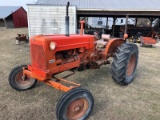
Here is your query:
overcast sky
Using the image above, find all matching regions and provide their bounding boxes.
[0,0,37,11]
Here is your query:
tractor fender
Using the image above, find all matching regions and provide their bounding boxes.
[105,38,125,55]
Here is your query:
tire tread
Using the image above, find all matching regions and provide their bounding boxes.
[111,43,138,85]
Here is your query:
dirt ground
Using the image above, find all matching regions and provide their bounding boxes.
[0,28,160,120]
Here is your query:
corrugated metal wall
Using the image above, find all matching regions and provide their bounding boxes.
[28,5,76,37]
[12,7,28,28]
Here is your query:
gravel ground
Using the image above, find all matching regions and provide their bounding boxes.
[0,28,160,120]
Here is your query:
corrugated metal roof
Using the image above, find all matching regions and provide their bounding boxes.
[34,0,160,11]
[0,6,21,19]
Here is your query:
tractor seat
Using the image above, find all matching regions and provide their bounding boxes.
[96,39,108,48]
[101,34,110,41]
[96,34,110,49]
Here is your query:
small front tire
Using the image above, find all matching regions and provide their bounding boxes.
[8,65,37,91]
[56,87,94,120]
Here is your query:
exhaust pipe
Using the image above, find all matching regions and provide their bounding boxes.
[65,2,70,36]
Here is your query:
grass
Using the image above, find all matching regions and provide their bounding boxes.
[0,27,160,120]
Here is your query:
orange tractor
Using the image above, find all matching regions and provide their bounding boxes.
[9,2,138,120]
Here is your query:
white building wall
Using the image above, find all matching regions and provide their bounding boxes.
[27,5,76,37]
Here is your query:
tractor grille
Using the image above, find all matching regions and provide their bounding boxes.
[31,44,47,70]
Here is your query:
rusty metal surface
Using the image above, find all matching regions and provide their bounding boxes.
[66,98,89,119]
[127,54,136,77]
[140,36,157,45]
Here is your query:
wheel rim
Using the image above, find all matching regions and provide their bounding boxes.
[127,54,136,77]
[15,71,35,89]
[66,98,89,120]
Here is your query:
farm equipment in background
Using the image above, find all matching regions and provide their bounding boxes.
[15,34,28,45]
[113,25,159,47]
[129,28,158,47]
[140,36,157,47]
[113,25,157,41]
[129,27,158,45]
[8,2,139,120]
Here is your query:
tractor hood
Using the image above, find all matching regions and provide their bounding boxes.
[30,34,95,51]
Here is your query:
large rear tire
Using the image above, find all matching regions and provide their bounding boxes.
[111,43,138,85]
[56,87,94,120]
[8,65,37,91]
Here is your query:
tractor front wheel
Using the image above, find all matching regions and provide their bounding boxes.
[111,43,138,85]
[56,87,94,120]
[8,65,37,91]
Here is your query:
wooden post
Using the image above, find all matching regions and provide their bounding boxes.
[76,16,80,34]
[125,15,129,34]
[3,18,7,28]
[112,17,117,37]
[150,18,153,27]
[106,17,108,29]
[148,18,156,27]
[135,16,138,27]
[77,16,80,29]
[158,18,160,29]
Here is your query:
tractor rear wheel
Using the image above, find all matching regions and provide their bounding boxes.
[111,43,138,85]
[56,87,94,120]
[8,65,37,91]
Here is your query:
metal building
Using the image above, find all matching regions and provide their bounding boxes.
[0,6,28,28]
[27,0,160,37]
[27,5,76,37]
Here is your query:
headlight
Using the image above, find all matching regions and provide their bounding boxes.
[50,42,56,50]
